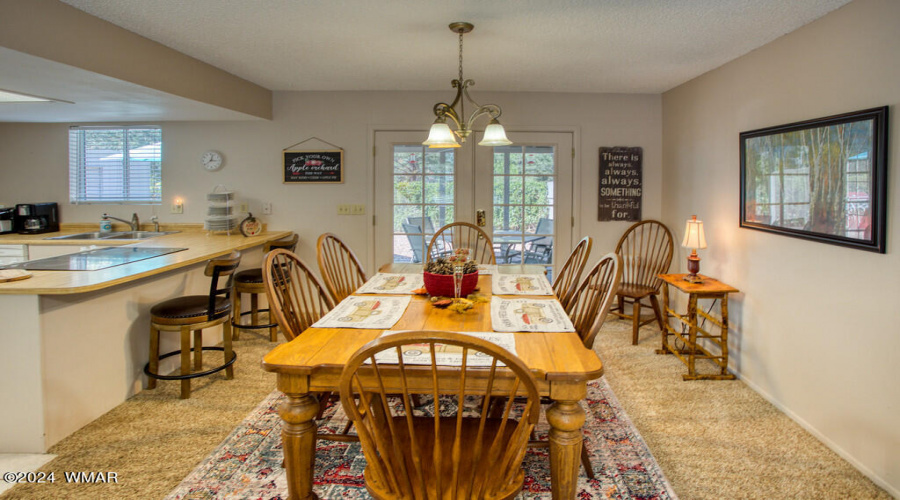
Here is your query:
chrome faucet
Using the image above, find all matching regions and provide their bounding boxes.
[103,213,140,231]
[150,216,159,232]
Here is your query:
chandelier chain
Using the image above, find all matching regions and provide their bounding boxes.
[458,30,464,82]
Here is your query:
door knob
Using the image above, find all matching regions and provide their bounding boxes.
[476,210,486,227]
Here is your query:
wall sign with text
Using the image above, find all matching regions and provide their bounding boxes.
[283,150,343,183]
[598,146,642,221]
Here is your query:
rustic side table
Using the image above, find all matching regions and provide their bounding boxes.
[657,274,739,380]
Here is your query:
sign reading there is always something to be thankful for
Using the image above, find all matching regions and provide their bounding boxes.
[283,150,343,183]
[598,146,642,221]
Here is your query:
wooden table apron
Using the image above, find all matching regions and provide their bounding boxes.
[263,265,604,500]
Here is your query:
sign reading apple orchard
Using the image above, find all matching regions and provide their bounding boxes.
[598,146,642,221]
[283,150,343,183]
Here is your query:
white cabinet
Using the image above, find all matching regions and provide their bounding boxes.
[0,245,27,266]
[26,245,98,261]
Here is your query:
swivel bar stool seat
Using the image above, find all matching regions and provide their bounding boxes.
[145,251,241,399]
[232,234,298,341]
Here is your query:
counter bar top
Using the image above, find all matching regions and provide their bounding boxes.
[0,228,291,295]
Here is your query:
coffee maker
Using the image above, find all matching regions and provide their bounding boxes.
[15,203,60,234]
[0,207,14,234]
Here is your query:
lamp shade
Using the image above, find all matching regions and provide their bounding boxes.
[423,122,461,148]
[478,119,513,146]
[681,215,707,249]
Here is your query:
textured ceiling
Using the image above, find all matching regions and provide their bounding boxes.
[59,0,851,94]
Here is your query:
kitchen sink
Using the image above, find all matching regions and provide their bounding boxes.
[100,231,180,239]
[45,230,180,240]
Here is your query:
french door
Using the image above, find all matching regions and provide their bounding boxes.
[374,131,573,277]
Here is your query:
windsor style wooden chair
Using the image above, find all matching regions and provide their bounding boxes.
[317,232,368,303]
[339,330,541,500]
[611,220,674,345]
[528,252,621,478]
[263,248,357,433]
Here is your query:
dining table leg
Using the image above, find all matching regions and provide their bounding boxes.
[546,396,587,499]
[278,382,320,500]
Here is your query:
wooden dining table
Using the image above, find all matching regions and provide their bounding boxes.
[262,263,604,499]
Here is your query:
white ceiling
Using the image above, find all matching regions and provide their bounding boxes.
[1,0,852,122]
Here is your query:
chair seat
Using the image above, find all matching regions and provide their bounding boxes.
[234,267,263,284]
[616,282,659,299]
[366,415,523,500]
[151,296,231,324]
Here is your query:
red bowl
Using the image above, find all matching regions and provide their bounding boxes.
[423,271,479,297]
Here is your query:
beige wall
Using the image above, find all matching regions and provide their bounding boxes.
[662,0,899,494]
[0,90,661,271]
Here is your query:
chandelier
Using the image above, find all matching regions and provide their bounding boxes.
[423,22,512,148]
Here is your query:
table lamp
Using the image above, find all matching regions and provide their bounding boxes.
[682,215,706,283]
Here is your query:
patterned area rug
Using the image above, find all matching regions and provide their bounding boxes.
[167,378,676,499]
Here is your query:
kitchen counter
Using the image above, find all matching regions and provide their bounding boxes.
[0,225,292,453]
[0,227,291,294]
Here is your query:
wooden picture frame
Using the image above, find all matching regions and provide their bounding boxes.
[283,150,343,183]
[740,106,889,253]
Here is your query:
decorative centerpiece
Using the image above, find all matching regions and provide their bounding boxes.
[423,249,479,298]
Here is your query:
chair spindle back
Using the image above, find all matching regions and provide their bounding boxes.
[428,222,496,264]
[614,220,673,290]
[552,236,592,310]
[317,232,368,303]
[263,249,335,341]
[567,252,622,349]
[340,331,539,499]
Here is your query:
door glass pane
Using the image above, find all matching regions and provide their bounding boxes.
[490,146,556,268]
[425,150,455,174]
[392,145,455,263]
[394,176,422,203]
[493,146,523,174]
[493,176,523,205]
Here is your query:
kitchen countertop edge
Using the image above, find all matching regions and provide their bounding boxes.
[0,229,291,295]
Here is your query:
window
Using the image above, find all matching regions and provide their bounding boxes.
[69,126,162,204]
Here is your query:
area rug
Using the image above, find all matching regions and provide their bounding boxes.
[167,378,676,499]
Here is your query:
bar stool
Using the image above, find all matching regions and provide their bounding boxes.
[232,234,299,341]
[145,251,241,399]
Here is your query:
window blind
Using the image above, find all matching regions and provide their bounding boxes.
[68,126,162,204]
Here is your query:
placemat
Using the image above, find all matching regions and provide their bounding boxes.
[492,273,554,295]
[355,273,424,294]
[374,330,517,366]
[311,295,411,329]
[477,264,498,275]
[490,297,575,332]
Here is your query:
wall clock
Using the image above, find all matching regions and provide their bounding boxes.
[201,150,224,171]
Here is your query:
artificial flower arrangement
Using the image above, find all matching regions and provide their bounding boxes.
[419,248,485,312]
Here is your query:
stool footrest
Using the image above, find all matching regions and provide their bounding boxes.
[232,308,278,330]
[144,347,237,381]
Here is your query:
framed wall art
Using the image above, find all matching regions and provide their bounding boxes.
[598,146,642,221]
[283,150,343,183]
[740,106,888,253]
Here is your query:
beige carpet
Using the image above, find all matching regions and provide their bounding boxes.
[1,320,891,499]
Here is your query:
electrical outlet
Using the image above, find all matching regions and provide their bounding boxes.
[337,204,351,215]
[239,202,249,213]
[262,202,272,215]
[351,204,366,215]
[171,200,184,214]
